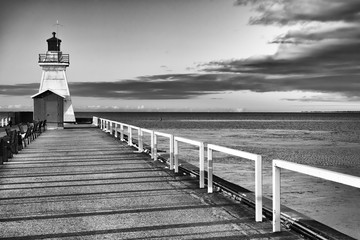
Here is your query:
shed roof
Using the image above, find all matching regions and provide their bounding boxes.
[31,89,66,99]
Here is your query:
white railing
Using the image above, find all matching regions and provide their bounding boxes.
[96,117,360,236]
[154,131,174,169]
[127,125,137,147]
[1,117,9,127]
[92,116,98,126]
[117,122,125,141]
[174,136,205,189]
[98,118,153,154]
[207,144,262,222]
[272,160,360,232]
[140,128,155,159]
[132,126,141,149]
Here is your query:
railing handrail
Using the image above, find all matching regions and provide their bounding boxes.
[128,125,140,130]
[174,136,203,147]
[207,144,260,161]
[274,160,360,188]
[140,128,153,134]
[207,143,262,222]
[272,159,360,232]
[154,131,172,138]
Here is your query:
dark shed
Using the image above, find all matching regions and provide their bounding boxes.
[32,90,65,129]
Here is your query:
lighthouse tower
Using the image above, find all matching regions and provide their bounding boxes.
[32,32,76,127]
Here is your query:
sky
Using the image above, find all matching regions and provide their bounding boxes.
[1,0,360,112]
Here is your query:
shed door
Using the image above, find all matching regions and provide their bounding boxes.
[46,100,58,122]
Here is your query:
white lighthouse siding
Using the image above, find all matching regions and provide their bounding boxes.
[38,56,76,122]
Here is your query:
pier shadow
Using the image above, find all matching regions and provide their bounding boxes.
[0,187,192,201]
[0,168,165,179]
[0,178,198,191]
[0,203,238,222]
[0,219,299,240]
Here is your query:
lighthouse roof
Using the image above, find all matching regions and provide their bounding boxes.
[47,32,62,51]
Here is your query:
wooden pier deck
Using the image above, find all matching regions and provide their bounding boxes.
[0,127,304,239]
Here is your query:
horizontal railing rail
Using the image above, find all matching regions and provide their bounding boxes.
[207,144,262,222]
[272,159,360,232]
[174,136,205,189]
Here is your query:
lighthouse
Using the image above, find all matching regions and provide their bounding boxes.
[32,32,76,128]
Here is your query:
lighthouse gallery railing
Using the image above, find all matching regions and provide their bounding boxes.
[38,53,69,64]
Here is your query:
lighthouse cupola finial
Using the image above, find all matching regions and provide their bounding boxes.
[47,31,61,52]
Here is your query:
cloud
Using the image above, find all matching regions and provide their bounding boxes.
[1,74,250,100]
[70,73,269,99]
[283,95,360,103]
[0,83,38,96]
[233,0,360,65]
[234,0,360,25]
[1,69,359,101]
[198,0,360,101]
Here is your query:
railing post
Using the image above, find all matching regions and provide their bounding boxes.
[207,147,213,193]
[120,124,124,141]
[151,130,155,159]
[273,161,281,232]
[128,126,132,146]
[138,128,143,151]
[174,139,179,173]
[110,121,113,135]
[114,123,118,138]
[255,155,263,222]
[169,134,174,170]
[199,142,205,188]
[154,134,158,161]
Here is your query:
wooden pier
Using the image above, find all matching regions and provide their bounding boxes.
[0,126,304,239]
